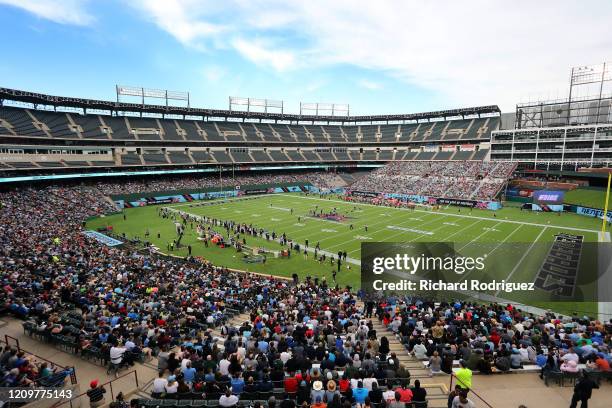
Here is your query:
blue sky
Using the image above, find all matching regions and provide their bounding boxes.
[0,0,611,115]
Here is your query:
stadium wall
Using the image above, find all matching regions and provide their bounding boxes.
[113,182,313,208]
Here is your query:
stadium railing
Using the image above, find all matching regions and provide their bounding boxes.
[51,370,139,408]
[449,373,494,407]
[0,335,78,385]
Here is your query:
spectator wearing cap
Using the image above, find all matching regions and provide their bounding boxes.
[325,380,340,402]
[165,375,178,396]
[311,380,325,403]
[87,379,106,408]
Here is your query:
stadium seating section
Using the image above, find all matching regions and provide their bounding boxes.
[0,105,500,171]
[349,161,516,200]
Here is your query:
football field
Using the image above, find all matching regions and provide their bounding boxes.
[88,193,606,316]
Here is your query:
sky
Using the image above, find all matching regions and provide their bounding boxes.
[0,0,611,115]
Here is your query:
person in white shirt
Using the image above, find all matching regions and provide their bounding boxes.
[451,392,475,408]
[151,372,168,396]
[561,348,580,364]
[280,350,292,364]
[124,338,136,351]
[412,341,428,360]
[165,376,178,395]
[219,356,231,376]
[382,383,395,403]
[181,356,191,370]
[363,376,377,391]
[219,390,239,407]
[110,344,126,365]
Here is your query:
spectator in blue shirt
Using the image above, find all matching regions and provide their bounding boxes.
[182,362,197,384]
[353,381,369,404]
[231,375,245,394]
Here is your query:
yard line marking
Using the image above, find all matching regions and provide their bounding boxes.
[455,224,524,282]
[494,226,548,296]
[386,225,434,235]
[346,213,453,254]
[326,212,441,252]
[290,195,600,233]
[456,221,503,252]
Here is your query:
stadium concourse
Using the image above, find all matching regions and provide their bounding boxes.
[0,176,610,408]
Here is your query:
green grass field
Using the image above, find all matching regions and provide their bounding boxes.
[564,187,611,209]
[87,193,607,317]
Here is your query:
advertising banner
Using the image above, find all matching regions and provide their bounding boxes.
[348,190,380,198]
[533,190,565,205]
[577,206,612,222]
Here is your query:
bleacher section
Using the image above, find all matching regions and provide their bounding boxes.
[269,125,294,142]
[32,111,75,139]
[159,120,184,141]
[0,106,499,143]
[70,114,107,139]
[380,124,398,141]
[349,161,516,200]
[167,152,193,164]
[230,151,253,162]
[285,150,303,162]
[191,151,214,163]
[0,107,48,137]
[128,117,162,141]
[301,150,319,161]
[211,150,232,163]
[269,150,290,162]
[0,103,502,173]
[217,122,245,141]
[101,117,133,139]
[250,150,270,162]
[120,153,142,166]
[360,124,378,142]
[181,121,205,141]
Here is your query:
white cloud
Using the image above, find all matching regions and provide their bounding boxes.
[130,0,227,48]
[202,65,226,82]
[357,79,382,91]
[0,0,94,25]
[128,0,612,111]
[232,38,295,72]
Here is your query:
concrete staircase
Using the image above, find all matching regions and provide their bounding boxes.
[368,318,431,379]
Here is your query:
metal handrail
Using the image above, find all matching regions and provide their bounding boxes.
[1,336,77,384]
[449,372,494,408]
[51,369,139,408]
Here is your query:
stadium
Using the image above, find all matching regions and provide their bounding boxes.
[1,2,612,408]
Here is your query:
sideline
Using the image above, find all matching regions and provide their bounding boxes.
[285,195,601,233]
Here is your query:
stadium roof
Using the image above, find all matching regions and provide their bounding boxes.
[0,87,500,123]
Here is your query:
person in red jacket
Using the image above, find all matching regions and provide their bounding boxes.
[284,372,298,393]
[489,330,501,347]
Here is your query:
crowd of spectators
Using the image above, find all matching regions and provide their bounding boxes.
[368,297,611,380]
[0,345,71,387]
[95,172,327,195]
[1,171,609,407]
[349,161,515,200]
